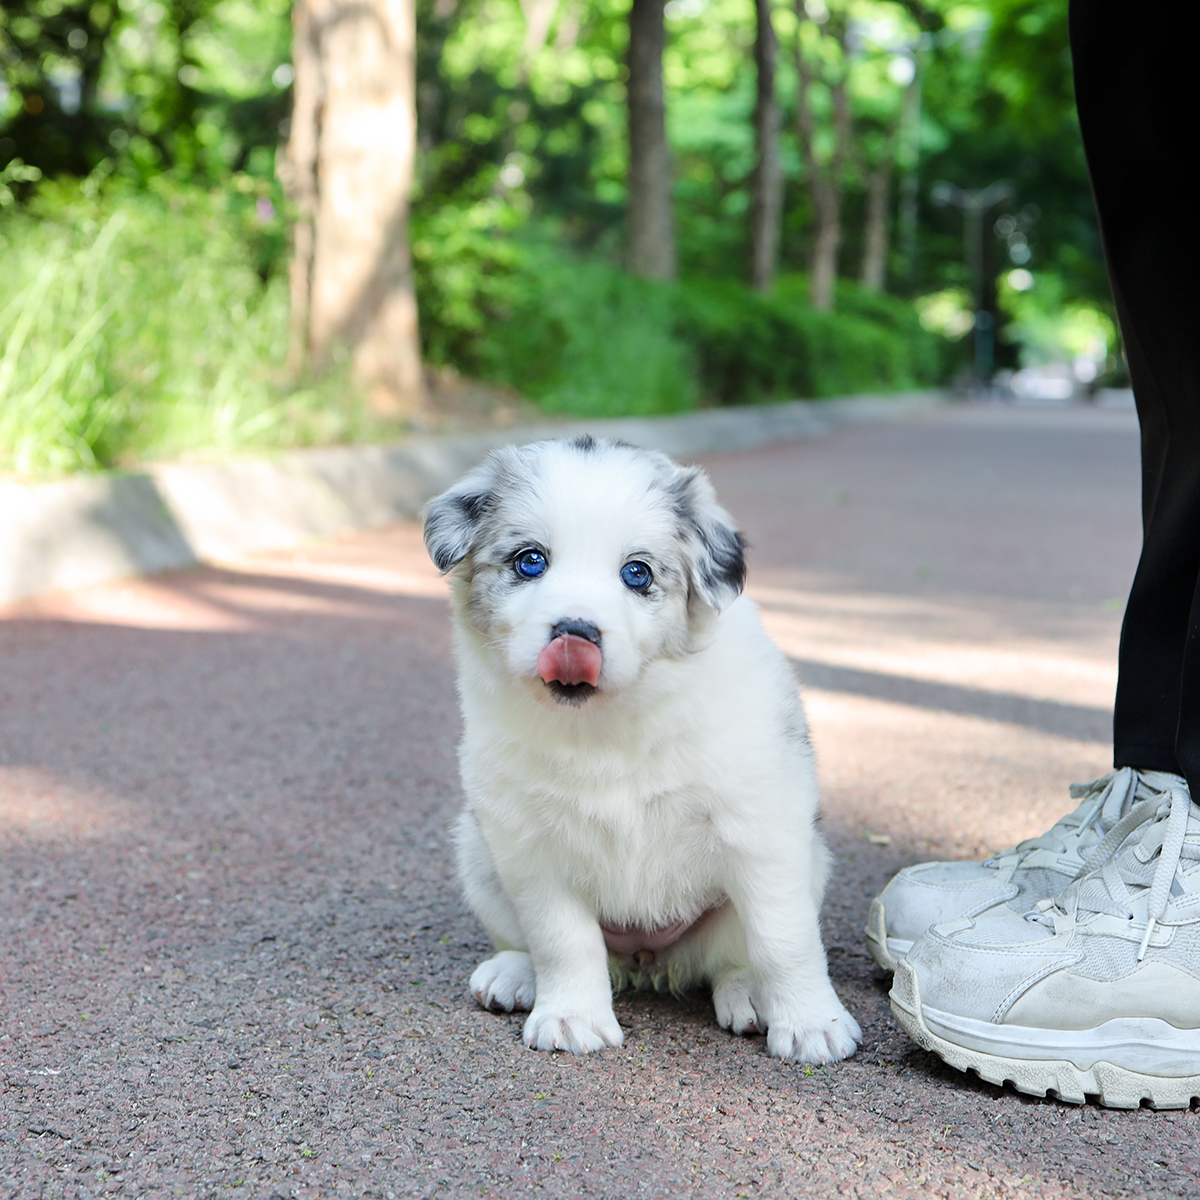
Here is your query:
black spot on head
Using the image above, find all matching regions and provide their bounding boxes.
[697,525,747,598]
[565,435,637,456]
[424,483,496,572]
[667,466,747,612]
[458,490,491,523]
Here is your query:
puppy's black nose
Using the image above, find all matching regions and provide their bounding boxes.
[550,618,602,646]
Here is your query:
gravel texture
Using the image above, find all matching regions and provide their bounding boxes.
[2,402,1197,1199]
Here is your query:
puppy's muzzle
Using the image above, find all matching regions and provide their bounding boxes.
[538,619,602,702]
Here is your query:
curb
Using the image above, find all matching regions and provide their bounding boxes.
[0,389,946,605]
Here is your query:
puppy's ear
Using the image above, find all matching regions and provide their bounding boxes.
[672,466,746,612]
[423,465,496,573]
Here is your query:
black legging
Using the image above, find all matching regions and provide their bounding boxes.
[1070,2,1200,792]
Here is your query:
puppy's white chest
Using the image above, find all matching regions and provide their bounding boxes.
[510,771,726,921]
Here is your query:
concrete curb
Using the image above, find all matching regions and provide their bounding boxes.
[0,389,946,605]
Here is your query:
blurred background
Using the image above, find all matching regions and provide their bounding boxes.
[0,0,1123,477]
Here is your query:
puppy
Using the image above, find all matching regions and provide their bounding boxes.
[423,436,860,1063]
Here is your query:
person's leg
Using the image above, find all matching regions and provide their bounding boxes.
[881,4,1200,1108]
[1071,0,1200,788]
[865,0,1200,977]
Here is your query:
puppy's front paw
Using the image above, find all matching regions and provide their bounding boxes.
[766,999,862,1065]
[470,951,536,1012]
[713,970,762,1035]
[523,1006,624,1054]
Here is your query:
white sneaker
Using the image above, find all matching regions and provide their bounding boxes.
[864,768,1182,971]
[890,782,1200,1109]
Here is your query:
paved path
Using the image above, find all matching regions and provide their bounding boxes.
[3,403,1196,1199]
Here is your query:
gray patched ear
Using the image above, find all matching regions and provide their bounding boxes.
[423,462,497,573]
[671,466,747,612]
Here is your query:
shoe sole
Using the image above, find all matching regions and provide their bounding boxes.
[864,897,913,973]
[890,958,1200,1110]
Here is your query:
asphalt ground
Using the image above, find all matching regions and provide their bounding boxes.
[3,402,1197,1199]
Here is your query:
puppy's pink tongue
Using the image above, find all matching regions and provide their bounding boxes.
[537,634,602,687]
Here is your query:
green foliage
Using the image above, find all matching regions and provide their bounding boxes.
[413,0,1103,339]
[413,183,698,419]
[479,249,698,418]
[675,274,943,404]
[997,270,1117,372]
[412,194,531,371]
[0,177,365,474]
[0,0,116,176]
[0,156,42,207]
[0,0,292,183]
[1,0,1105,475]
[919,0,1103,311]
[413,215,945,417]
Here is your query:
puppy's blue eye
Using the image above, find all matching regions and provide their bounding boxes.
[514,549,548,579]
[620,560,652,591]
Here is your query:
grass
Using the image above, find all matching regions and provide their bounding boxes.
[476,250,699,418]
[0,174,366,475]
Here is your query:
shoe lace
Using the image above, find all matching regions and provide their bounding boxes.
[983,766,1145,872]
[1027,784,1200,961]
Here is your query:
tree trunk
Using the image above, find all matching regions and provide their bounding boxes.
[283,0,319,380]
[808,183,841,310]
[896,66,922,288]
[857,84,906,292]
[859,160,892,291]
[792,6,850,311]
[749,0,782,293]
[280,0,422,417]
[626,0,675,280]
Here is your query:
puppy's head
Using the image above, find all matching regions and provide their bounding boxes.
[424,436,745,706]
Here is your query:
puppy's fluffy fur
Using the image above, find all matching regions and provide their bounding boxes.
[424,437,860,1063]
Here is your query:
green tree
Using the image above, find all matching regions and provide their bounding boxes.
[0,0,293,183]
[282,0,423,415]
[0,0,117,176]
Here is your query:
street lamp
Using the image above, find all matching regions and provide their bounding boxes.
[931,180,1013,385]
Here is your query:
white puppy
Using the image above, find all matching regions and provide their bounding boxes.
[423,436,861,1064]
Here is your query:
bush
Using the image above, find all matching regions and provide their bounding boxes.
[673,274,944,405]
[415,220,945,416]
[478,250,698,418]
[414,210,697,419]
[0,175,359,474]
[411,194,530,372]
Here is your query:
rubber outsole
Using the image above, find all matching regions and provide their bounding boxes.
[889,958,1200,1110]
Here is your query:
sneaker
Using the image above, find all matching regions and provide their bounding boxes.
[864,768,1182,971]
[890,782,1200,1109]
